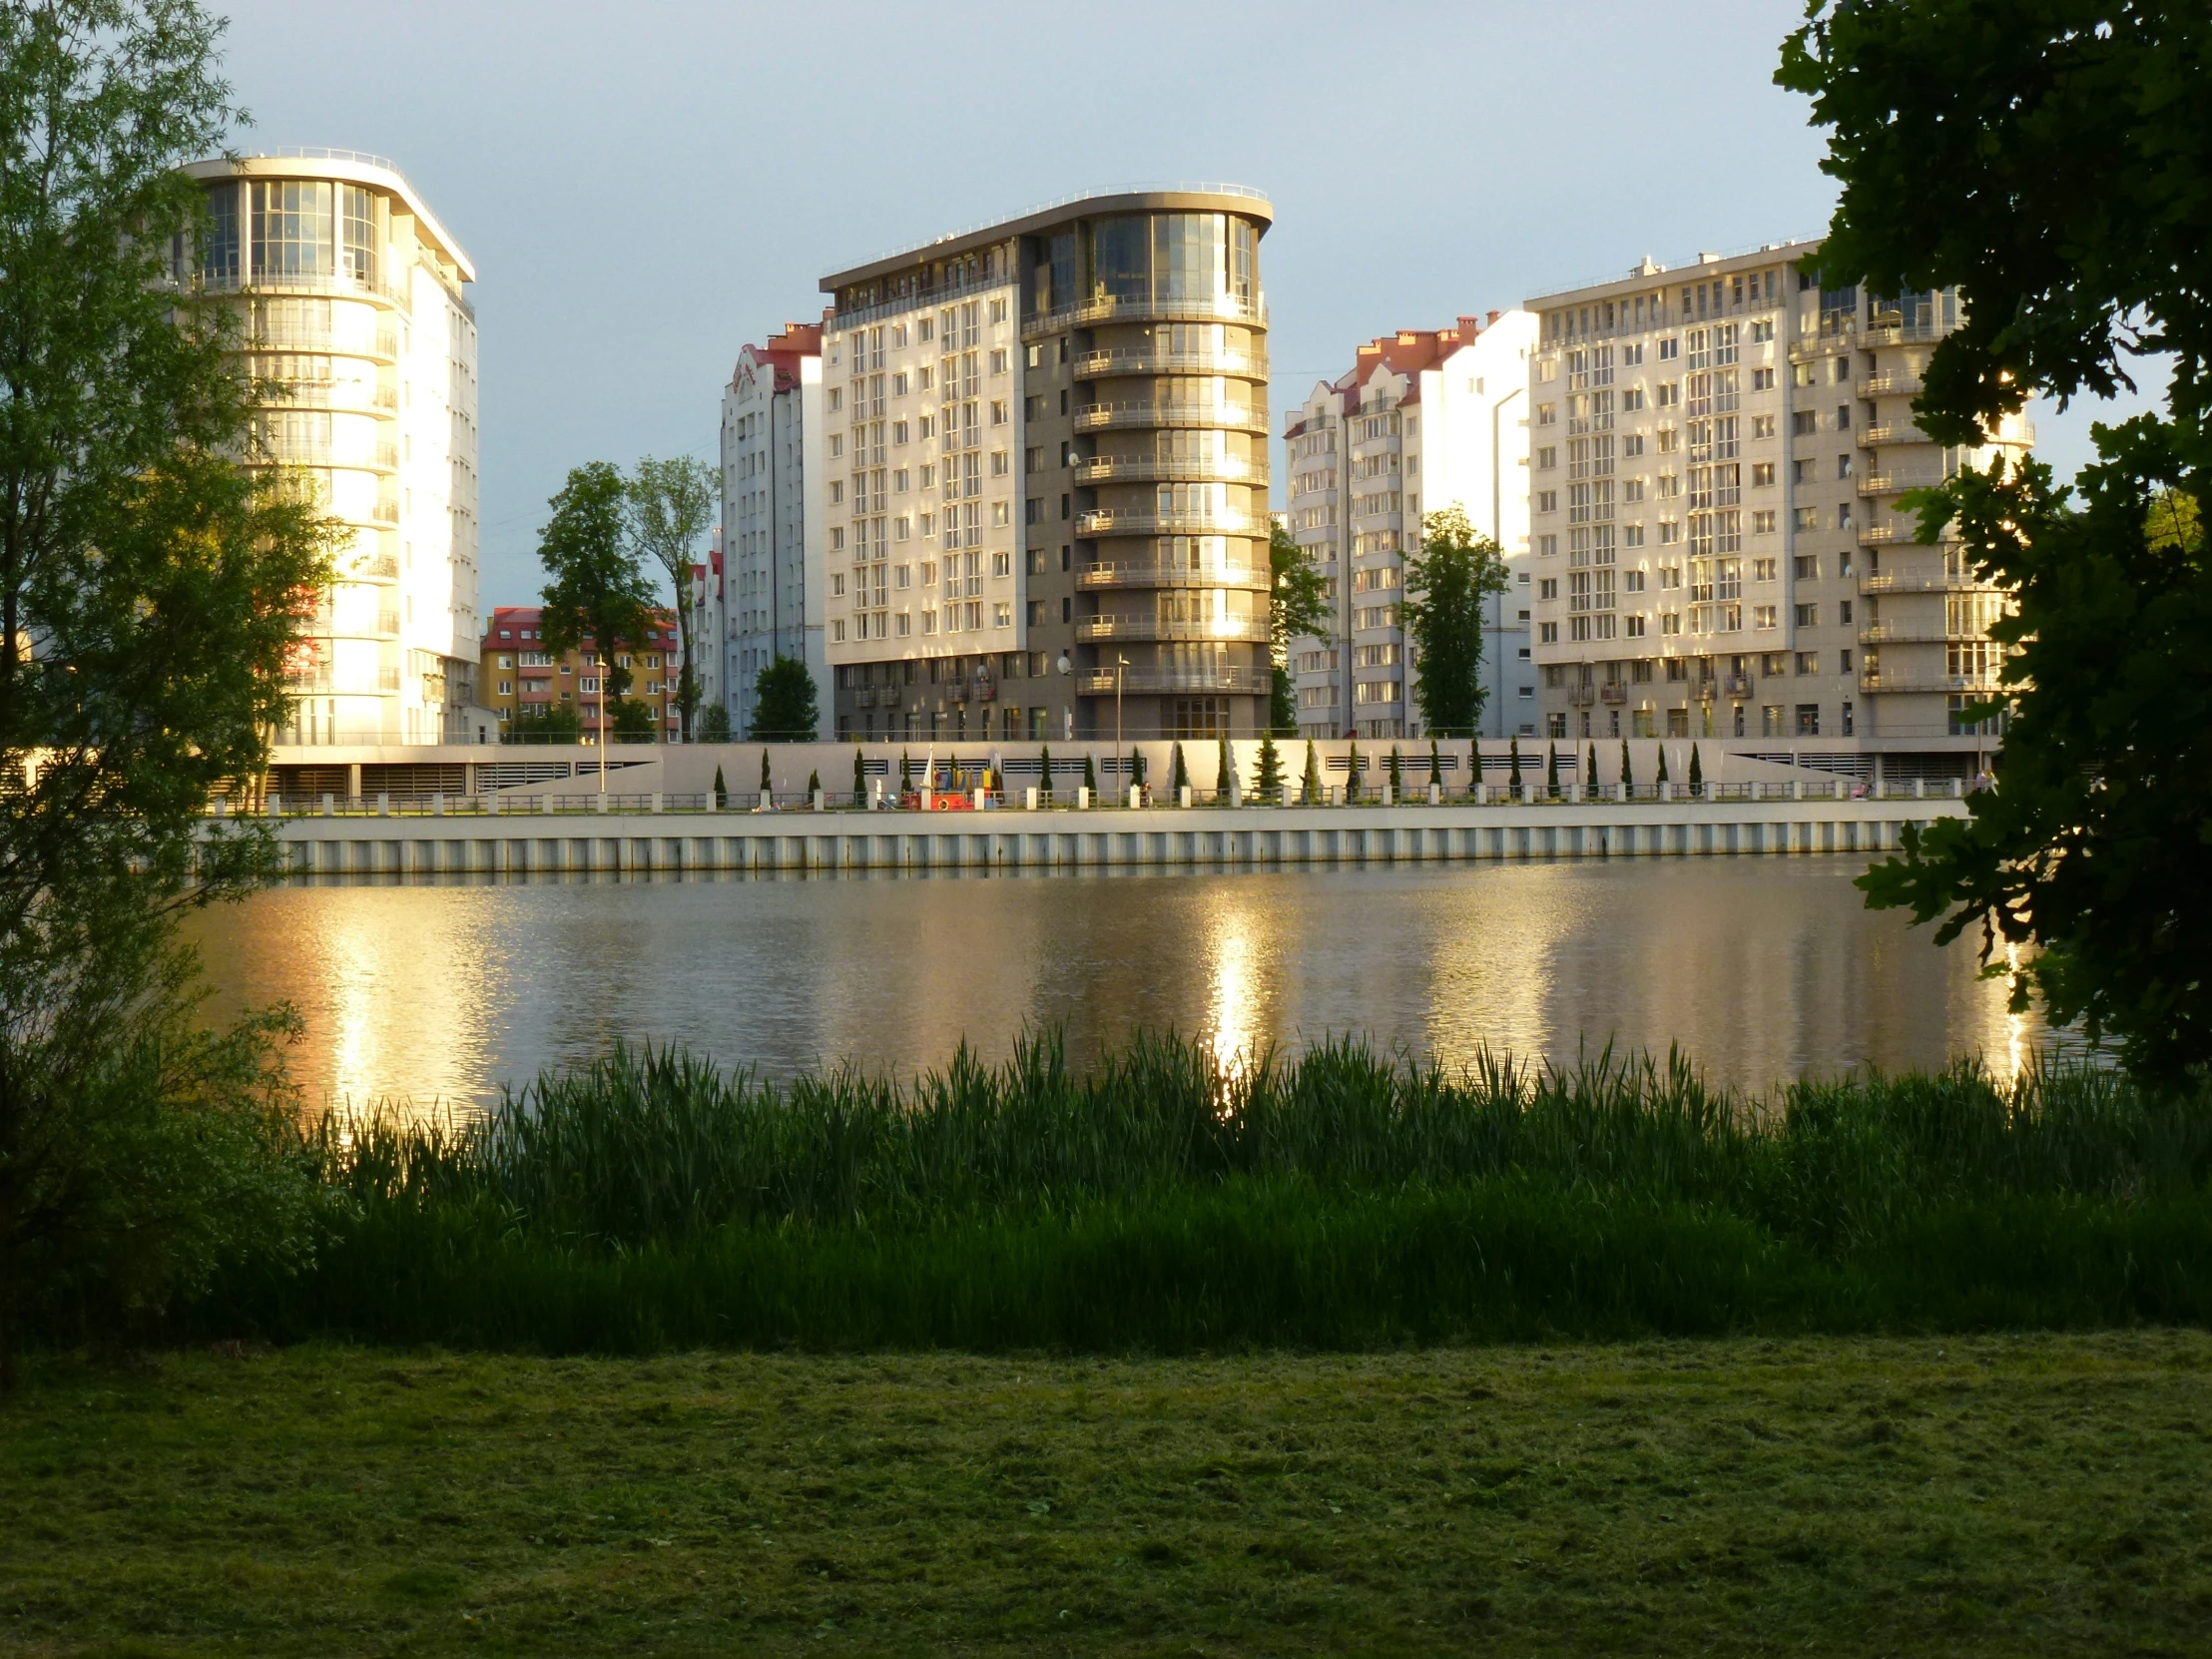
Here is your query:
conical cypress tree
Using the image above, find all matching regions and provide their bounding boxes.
[1387,745,1403,799]
[1083,752,1098,794]
[853,746,865,800]
[1546,743,1560,798]
[1172,742,1190,795]
[759,748,772,796]
[1303,740,1322,803]
[1619,739,1632,793]
[1255,731,1283,798]
[1217,734,1234,804]
[1428,736,1442,788]
[1689,743,1704,796]
[807,768,822,795]
[1346,739,1363,802]
[1586,743,1598,796]
[1132,749,1147,787]
[899,749,913,793]
[1508,736,1522,797]
[712,765,728,809]
[1657,746,1671,785]
[1040,744,1053,792]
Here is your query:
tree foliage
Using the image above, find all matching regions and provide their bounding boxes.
[1268,523,1330,734]
[1402,507,1508,738]
[626,455,716,741]
[1782,0,2212,1082]
[749,655,819,743]
[537,462,654,718]
[0,0,335,1382]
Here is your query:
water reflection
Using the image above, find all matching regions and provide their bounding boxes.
[182,858,2072,1119]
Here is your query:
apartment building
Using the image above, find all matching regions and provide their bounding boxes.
[1523,243,2032,757]
[478,606,684,738]
[1281,313,1540,741]
[814,188,1274,743]
[721,321,829,740]
[179,148,482,745]
[689,532,725,728]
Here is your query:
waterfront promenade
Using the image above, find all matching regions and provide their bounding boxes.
[237,789,1966,876]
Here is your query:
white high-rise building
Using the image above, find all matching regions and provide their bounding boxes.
[720,321,828,739]
[1281,312,1539,741]
[181,149,480,745]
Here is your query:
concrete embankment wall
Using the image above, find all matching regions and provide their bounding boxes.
[247,798,1966,879]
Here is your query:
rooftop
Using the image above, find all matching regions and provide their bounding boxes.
[184,148,476,281]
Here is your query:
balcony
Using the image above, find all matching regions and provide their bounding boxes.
[1074,454,1269,486]
[1723,674,1753,697]
[1071,346,1268,381]
[177,266,412,312]
[1862,372,1925,396]
[1077,561,1271,591]
[1079,666,1263,697]
[1859,422,1928,447]
[1075,508,1265,538]
[1077,616,1269,643]
[344,553,401,583]
[1566,684,1595,706]
[1073,400,1271,434]
[246,328,399,363]
[1599,684,1627,704]
[1859,624,2001,645]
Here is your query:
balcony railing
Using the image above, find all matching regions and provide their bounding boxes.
[1862,372,1925,396]
[1075,454,1269,486]
[172,266,411,312]
[1859,624,2004,644]
[1077,561,1271,591]
[1025,292,1267,338]
[1859,423,1927,447]
[1075,509,1265,538]
[1071,346,1268,381]
[1860,671,2006,695]
[343,553,401,583]
[1860,571,1999,594]
[1073,401,1271,433]
[1077,616,1269,643]
[1858,472,1945,497]
[1078,666,1263,696]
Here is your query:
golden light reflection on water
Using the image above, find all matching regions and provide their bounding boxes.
[182,860,2076,1121]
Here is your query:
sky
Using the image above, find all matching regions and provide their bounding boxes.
[211,0,2160,613]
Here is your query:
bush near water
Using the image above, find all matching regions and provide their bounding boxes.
[162,1033,2212,1354]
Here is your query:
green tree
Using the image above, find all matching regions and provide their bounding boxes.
[1507,737,1523,798]
[1255,732,1283,800]
[1302,740,1322,804]
[537,462,654,768]
[852,746,865,801]
[712,765,728,810]
[758,748,771,797]
[1781,0,2212,1081]
[625,455,716,741]
[1345,739,1363,803]
[1587,743,1599,798]
[1039,745,1053,793]
[1216,734,1233,805]
[807,769,821,798]
[1402,506,1508,737]
[505,704,581,744]
[1082,753,1097,796]
[748,656,819,742]
[0,0,337,1384]
[1657,747,1670,787]
[1268,523,1331,734]
[900,750,913,794]
[696,704,731,743]
[1689,744,1703,798]
[1387,745,1403,800]
[1428,737,1443,790]
[608,698,656,740]
[1546,744,1560,799]
[1171,743,1190,796]
[1620,739,1634,794]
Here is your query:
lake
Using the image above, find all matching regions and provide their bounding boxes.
[181,856,2057,1114]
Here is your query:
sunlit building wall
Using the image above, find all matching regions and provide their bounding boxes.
[721,321,828,740]
[180,149,481,745]
[1524,242,2034,757]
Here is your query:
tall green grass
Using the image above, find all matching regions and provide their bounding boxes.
[205,1034,2212,1352]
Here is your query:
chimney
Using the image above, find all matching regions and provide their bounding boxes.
[1487,308,1502,325]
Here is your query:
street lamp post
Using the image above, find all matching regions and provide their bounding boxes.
[597,648,607,793]
[1115,654,1129,806]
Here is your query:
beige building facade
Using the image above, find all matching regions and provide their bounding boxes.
[1524,242,2030,764]
[816,187,1273,743]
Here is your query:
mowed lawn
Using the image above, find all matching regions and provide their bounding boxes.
[4,1333,2209,1656]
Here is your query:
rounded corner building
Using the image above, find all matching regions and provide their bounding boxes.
[817,187,1272,744]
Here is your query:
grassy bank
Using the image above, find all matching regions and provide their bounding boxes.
[5,1335,2210,1656]
[174,1034,2212,1353]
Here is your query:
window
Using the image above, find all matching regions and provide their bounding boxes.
[1536,490,1558,513]
[1836,403,1852,429]
[831,620,845,642]
[1793,506,1819,531]
[1796,651,1819,674]
[1754,605,1778,630]
[830,574,844,597]
[1624,569,1646,592]
[1837,453,1855,480]
[1536,446,1557,470]
[1751,367,1775,390]
[1796,704,1821,736]
[1623,435,1645,458]
[1837,502,1854,530]
[1792,410,1818,436]
[1625,615,1646,637]
[1795,603,1819,627]
[993,602,1011,628]
[1536,402,1556,426]
[988,348,1008,375]
[991,450,1009,477]
[1659,337,1680,360]
[1752,462,1776,487]
[991,550,1012,578]
[1752,414,1777,439]
[990,399,1008,425]
[1751,509,1777,534]
[1539,622,1559,643]
[1751,318,1775,343]
[1538,578,1559,599]
[1752,557,1777,582]
[828,387,842,412]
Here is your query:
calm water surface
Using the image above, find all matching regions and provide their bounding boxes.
[184,858,2054,1114]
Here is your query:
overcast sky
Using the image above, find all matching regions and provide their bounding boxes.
[211,0,2155,612]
